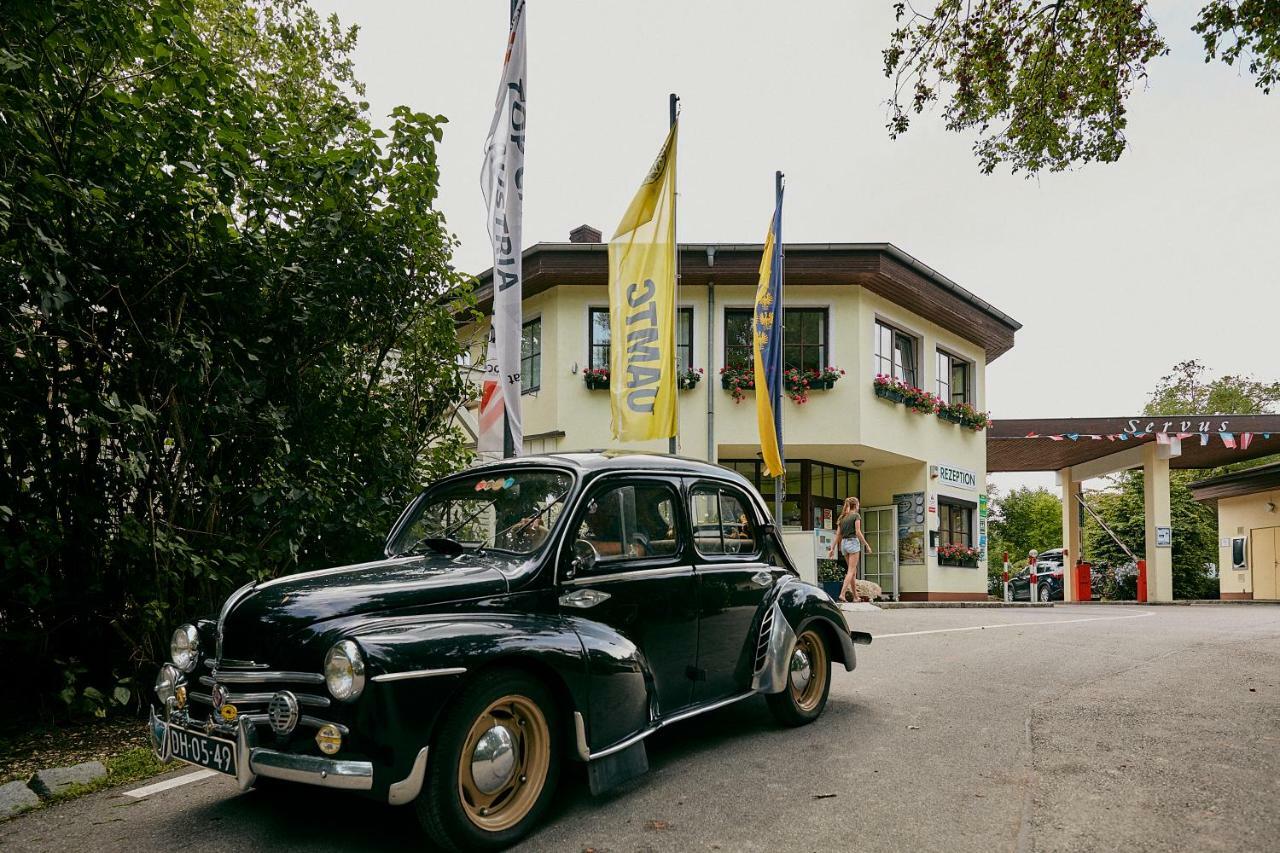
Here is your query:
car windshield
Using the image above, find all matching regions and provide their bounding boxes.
[389,468,573,557]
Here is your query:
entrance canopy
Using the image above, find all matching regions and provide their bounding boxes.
[988,416,1280,475]
[986,415,1280,603]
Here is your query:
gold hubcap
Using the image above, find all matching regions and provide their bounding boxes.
[790,630,827,713]
[457,694,550,832]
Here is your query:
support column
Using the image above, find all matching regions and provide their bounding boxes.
[1059,467,1083,602]
[1142,443,1174,602]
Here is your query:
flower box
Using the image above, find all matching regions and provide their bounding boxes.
[583,369,610,390]
[678,367,705,391]
[937,409,964,425]
[874,385,905,404]
[938,556,979,568]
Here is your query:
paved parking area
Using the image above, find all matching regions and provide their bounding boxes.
[3,604,1277,852]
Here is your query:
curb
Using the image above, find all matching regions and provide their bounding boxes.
[1067,599,1280,606]
[874,601,1054,609]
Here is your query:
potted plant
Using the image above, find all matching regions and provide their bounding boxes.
[937,542,981,568]
[812,365,846,390]
[873,373,905,403]
[583,367,610,390]
[818,558,845,600]
[875,373,939,412]
[719,364,755,403]
[678,366,704,390]
[937,400,992,431]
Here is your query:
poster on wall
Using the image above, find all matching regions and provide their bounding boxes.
[894,492,927,566]
[978,494,989,561]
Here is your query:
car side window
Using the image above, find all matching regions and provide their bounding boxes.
[572,482,680,570]
[690,485,759,556]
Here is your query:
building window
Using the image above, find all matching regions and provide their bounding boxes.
[521,318,541,394]
[936,349,971,405]
[875,320,918,387]
[590,307,693,373]
[939,500,972,547]
[721,458,859,531]
[725,307,827,372]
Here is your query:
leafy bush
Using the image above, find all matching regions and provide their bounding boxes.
[0,0,472,722]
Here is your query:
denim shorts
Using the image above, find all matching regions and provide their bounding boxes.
[840,538,862,555]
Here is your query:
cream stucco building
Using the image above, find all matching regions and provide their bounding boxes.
[463,229,1020,601]
[1192,462,1280,601]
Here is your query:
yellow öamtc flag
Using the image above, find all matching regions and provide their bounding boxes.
[608,123,678,442]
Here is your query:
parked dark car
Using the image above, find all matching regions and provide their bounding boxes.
[1009,549,1065,602]
[148,452,869,850]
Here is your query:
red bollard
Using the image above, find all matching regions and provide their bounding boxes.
[1076,561,1091,602]
[1136,559,1147,603]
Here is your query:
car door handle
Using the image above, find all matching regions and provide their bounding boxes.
[559,588,611,609]
[751,570,774,588]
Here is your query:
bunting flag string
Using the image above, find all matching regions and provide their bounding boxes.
[1018,431,1272,448]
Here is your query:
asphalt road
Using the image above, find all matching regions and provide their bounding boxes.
[4,604,1278,852]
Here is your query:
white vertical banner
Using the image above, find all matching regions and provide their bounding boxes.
[479,0,526,456]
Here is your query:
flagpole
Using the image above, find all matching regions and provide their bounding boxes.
[668,93,680,456]
[773,170,785,527]
[501,0,519,459]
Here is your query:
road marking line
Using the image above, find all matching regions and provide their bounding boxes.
[124,768,220,798]
[873,610,1155,639]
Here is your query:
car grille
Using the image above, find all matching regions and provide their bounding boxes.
[753,606,774,674]
[190,660,347,734]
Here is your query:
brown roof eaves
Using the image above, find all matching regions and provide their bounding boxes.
[471,242,1021,361]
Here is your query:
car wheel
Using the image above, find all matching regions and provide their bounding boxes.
[415,669,561,852]
[1038,584,1051,603]
[765,627,831,727]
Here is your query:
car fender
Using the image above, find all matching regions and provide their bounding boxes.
[346,611,591,792]
[753,577,860,694]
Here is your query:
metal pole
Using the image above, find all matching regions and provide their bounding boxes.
[773,170,785,525]
[669,93,680,455]
[502,0,519,458]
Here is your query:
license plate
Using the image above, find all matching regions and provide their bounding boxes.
[167,725,237,776]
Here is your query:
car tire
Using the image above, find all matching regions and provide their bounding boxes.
[415,668,561,852]
[765,627,832,727]
[1038,584,1051,603]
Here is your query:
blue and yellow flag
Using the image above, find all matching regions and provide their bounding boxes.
[753,179,784,478]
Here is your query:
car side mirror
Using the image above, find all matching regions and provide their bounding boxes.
[567,539,598,579]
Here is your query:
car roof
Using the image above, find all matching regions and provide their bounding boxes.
[467,450,753,485]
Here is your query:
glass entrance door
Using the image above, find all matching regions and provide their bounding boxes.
[861,505,898,601]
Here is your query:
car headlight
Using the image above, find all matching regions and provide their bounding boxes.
[170,624,200,673]
[324,640,365,702]
[155,663,182,705]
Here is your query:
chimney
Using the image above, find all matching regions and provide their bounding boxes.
[569,224,602,244]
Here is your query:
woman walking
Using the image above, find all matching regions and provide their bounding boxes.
[830,497,872,602]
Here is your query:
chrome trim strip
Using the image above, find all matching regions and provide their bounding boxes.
[253,555,422,592]
[300,716,349,735]
[572,711,590,762]
[588,692,756,760]
[371,667,467,684]
[203,690,330,708]
[204,670,325,685]
[205,658,268,670]
[387,747,430,805]
[693,562,770,574]
[563,564,694,586]
[249,749,373,791]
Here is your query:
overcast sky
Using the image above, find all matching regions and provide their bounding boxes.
[309,0,1279,494]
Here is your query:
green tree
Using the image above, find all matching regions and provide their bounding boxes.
[1,0,472,721]
[884,1,1279,174]
[988,485,1063,566]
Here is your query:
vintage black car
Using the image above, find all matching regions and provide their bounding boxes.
[149,452,869,850]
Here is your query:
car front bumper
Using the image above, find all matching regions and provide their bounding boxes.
[148,704,374,793]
